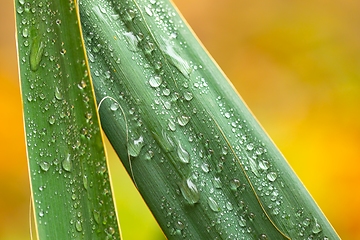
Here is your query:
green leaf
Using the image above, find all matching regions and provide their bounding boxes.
[15,0,120,239]
[79,0,339,239]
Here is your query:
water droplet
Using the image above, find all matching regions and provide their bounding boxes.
[144,6,153,16]
[229,178,241,191]
[208,197,220,212]
[177,115,189,126]
[226,202,233,211]
[259,160,269,170]
[128,136,144,157]
[168,120,176,131]
[267,172,277,182]
[162,41,192,78]
[39,161,50,172]
[93,210,100,224]
[179,178,199,204]
[48,115,55,125]
[177,142,189,163]
[312,218,322,234]
[201,163,209,173]
[55,87,63,100]
[175,220,184,230]
[38,210,44,217]
[75,220,82,232]
[123,31,138,51]
[224,112,231,119]
[149,75,162,88]
[22,28,29,38]
[248,157,259,177]
[246,143,254,151]
[213,177,222,189]
[110,102,119,111]
[60,49,66,55]
[238,216,246,227]
[83,175,88,190]
[183,91,193,101]
[62,154,72,172]
[30,38,45,71]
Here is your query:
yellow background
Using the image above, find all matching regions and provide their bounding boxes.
[1,0,359,239]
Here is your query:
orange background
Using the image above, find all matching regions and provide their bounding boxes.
[1,0,359,239]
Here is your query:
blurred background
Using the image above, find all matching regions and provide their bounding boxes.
[1,0,359,239]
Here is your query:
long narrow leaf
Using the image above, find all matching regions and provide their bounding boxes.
[15,0,121,239]
[79,0,339,239]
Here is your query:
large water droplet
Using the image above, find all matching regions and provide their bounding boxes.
[238,216,246,227]
[30,37,45,71]
[177,142,189,163]
[144,6,153,16]
[75,220,82,232]
[123,31,138,51]
[177,115,189,126]
[149,75,162,88]
[55,87,63,100]
[248,157,259,177]
[39,161,50,172]
[179,178,199,204]
[267,172,277,182]
[208,197,220,212]
[162,41,192,78]
[229,178,241,191]
[312,218,322,234]
[128,136,144,157]
[62,154,72,172]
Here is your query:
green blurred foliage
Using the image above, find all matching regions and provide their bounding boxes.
[1,0,359,239]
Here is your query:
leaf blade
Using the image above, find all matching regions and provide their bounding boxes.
[15,0,121,239]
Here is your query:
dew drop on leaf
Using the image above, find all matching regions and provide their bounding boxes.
[179,178,199,204]
[29,37,45,71]
[149,75,162,88]
[128,136,144,157]
[267,172,277,182]
[39,161,50,172]
[177,142,189,164]
[208,197,220,212]
[62,154,72,172]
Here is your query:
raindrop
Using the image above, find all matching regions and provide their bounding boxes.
[39,161,50,172]
[201,163,209,173]
[83,175,88,190]
[55,87,63,100]
[312,218,322,234]
[224,112,231,119]
[229,179,241,191]
[183,92,193,101]
[238,216,246,227]
[226,202,233,211]
[75,220,82,232]
[128,136,144,157]
[48,115,55,125]
[22,28,29,38]
[93,210,100,224]
[62,154,72,172]
[162,42,192,78]
[208,197,220,212]
[259,160,269,170]
[177,115,189,126]
[38,210,44,217]
[267,172,277,182]
[213,177,222,189]
[177,142,189,164]
[144,6,153,16]
[168,120,176,131]
[30,38,45,71]
[246,143,254,151]
[149,75,162,88]
[110,102,119,111]
[123,31,138,51]
[179,178,199,204]
[248,157,259,177]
